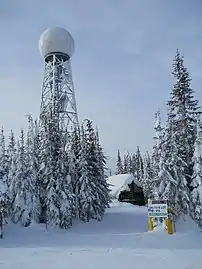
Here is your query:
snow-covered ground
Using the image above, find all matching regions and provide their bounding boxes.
[0,202,202,269]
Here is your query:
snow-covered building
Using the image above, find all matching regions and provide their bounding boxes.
[107,174,145,205]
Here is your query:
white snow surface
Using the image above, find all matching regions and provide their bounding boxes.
[107,173,140,198]
[0,201,202,269]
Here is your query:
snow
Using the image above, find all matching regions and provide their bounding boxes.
[107,173,140,198]
[0,201,202,269]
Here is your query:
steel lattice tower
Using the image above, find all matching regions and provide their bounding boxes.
[39,27,79,132]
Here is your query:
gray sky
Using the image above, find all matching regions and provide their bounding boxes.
[0,0,202,170]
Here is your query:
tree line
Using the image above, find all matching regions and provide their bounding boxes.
[0,110,110,229]
[115,49,202,228]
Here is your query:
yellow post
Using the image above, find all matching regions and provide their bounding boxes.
[148,216,153,231]
[167,215,173,235]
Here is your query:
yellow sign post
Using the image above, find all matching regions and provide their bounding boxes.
[148,216,154,231]
[166,214,173,235]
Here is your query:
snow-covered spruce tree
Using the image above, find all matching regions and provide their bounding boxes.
[154,141,177,208]
[151,108,189,215]
[116,150,123,174]
[95,126,111,209]
[66,126,81,218]
[151,109,174,201]
[152,110,164,179]
[142,152,154,200]
[131,153,137,176]
[190,117,202,227]
[128,153,133,174]
[0,127,11,220]
[25,115,41,223]
[78,120,108,222]
[39,111,59,226]
[39,108,75,228]
[167,49,200,188]
[11,129,34,226]
[123,153,132,174]
[171,142,190,215]
[58,143,75,229]
[166,118,190,215]
[77,122,97,222]
[68,127,81,193]
[135,146,144,185]
[6,130,16,189]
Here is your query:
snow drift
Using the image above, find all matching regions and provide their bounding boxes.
[1,201,202,269]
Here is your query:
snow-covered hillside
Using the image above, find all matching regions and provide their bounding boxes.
[0,202,202,269]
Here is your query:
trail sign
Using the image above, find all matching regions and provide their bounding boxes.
[148,199,168,218]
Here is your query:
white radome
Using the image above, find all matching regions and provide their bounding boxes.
[39,27,75,58]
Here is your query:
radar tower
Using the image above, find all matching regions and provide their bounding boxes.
[39,27,79,133]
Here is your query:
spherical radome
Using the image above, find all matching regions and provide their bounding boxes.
[39,27,75,58]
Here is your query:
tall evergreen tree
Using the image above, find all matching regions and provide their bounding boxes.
[123,153,132,174]
[190,117,202,227]
[142,152,154,200]
[78,122,98,222]
[39,111,60,226]
[39,108,75,228]
[167,49,200,187]
[67,127,81,218]
[116,150,123,174]
[0,127,11,220]
[152,110,164,178]
[7,130,16,190]
[11,129,34,226]
[95,126,111,209]
[151,110,175,201]
[135,146,144,184]
[154,140,177,207]
[131,153,137,176]
[26,115,41,223]
[78,120,109,222]
[68,127,81,192]
[166,119,190,215]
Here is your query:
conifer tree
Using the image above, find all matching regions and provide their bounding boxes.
[151,110,172,200]
[165,119,190,215]
[152,110,164,178]
[135,146,144,184]
[154,141,177,206]
[190,117,202,227]
[68,127,82,195]
[78,122,98,222]
[39,108,75,228]
[142,152,154,200]
[39,112,60,226]
[95,126,111,209]
[150,110,183,212]
[11,129,33,226]
[78,120,109,222]
[116,150,123,174]
[0,127,11,220]
[7,130,16,190]
[123,153,132,174]
[131,153,137,176]
[167,49,200,187]
[26,115,41,223]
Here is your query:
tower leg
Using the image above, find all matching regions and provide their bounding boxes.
[40,53,79,133]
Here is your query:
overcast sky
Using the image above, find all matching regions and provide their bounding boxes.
[0,0,202,170]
